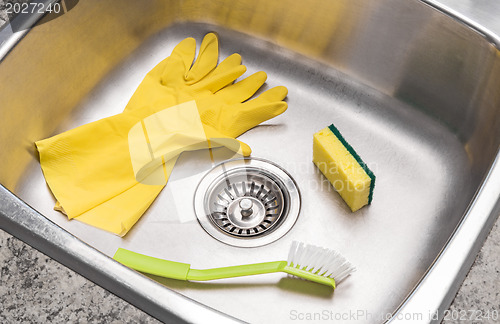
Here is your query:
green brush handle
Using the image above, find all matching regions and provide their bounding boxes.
[187,261,287,281]
[189,264,336,288]
[114,248,335,288]
[114,248,286,281]
[114,248,191,280]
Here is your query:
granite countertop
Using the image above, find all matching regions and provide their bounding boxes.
[0,0,499,323]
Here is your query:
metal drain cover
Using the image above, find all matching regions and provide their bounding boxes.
[194,158,301,247]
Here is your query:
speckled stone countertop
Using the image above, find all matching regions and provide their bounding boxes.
[0,0,499,323]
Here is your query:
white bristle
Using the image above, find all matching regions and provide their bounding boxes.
[287,241,356,284]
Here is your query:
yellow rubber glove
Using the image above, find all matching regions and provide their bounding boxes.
[37,34,286,235]
[37,34,288,236]
[37,83,286,235]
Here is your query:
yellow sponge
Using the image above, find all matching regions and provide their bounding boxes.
[313,124,375,212]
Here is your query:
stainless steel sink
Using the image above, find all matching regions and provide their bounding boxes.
[1,0,499,323]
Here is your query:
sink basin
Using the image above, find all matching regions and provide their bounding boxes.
[1,0,499,323]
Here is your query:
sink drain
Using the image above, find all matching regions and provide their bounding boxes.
[194,158,300,247]
[207,170,285,237]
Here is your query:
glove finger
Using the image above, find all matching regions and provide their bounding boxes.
[213,71,267,104]
[226,101,288,138]
[147,38,195,79]
[191,65,247,93]
[247,85,288,104]
[185,33,219,84]
[194,53,244,91]
[160,37,196,86]
[209,137,252,157]
[236,139,252,157]
[208,53,242,78]
[203,125,252,156]
[222,86,288,137]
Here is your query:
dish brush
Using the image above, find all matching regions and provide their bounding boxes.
[113,241,355,289]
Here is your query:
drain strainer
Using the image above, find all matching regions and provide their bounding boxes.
[194,158,300,247]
